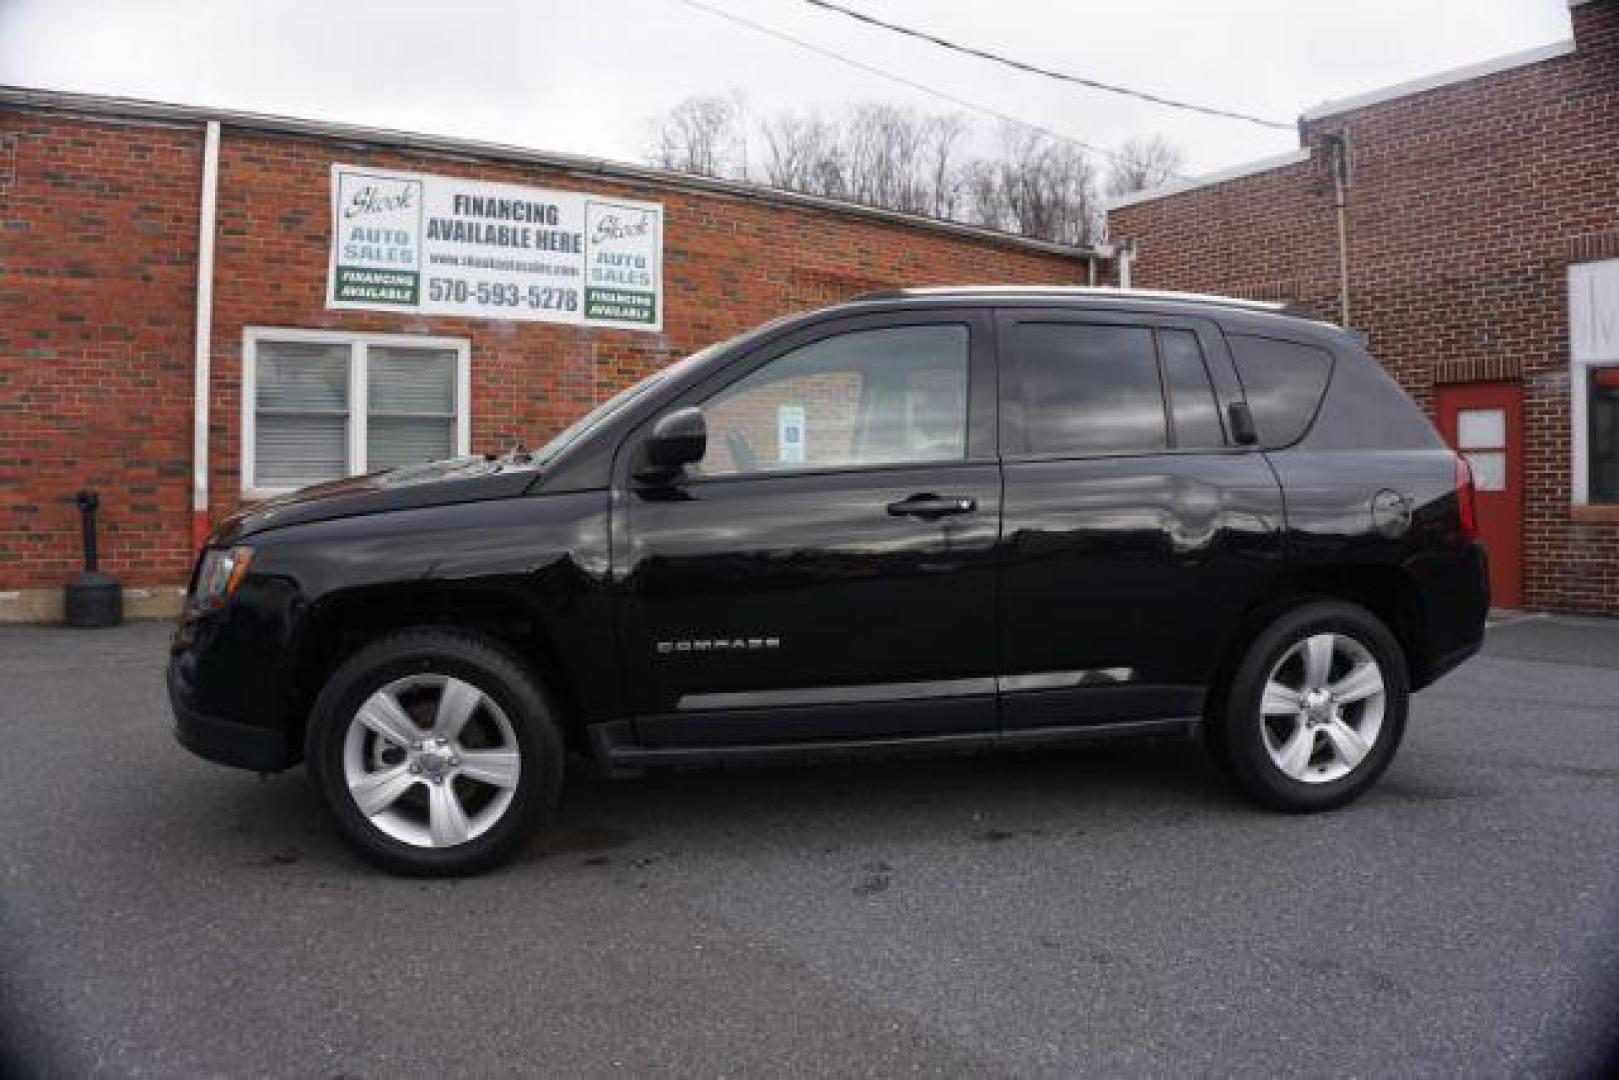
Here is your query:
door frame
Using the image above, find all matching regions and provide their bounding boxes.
[605,306,1005,746]
[1435,380,1524,608]
[992,306,1253,461]
[610,308,1001,486]
[990,305,1280,728]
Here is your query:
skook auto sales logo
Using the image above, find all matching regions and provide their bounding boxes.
[331,171,423,306]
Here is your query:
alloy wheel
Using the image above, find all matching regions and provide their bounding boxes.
[341,673,522,848]
[1259,632,1386,784]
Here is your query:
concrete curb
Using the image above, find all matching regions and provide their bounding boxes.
[0,587,185,624]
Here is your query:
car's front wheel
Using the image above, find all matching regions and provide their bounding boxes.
[1210,600,1408,812]
[306,629,562,876]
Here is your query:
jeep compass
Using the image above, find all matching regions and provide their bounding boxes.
[170,288,1489,875]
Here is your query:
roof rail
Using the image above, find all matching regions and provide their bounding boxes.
[846,285,1292,314]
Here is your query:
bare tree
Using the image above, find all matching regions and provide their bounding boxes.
[758,112,842,195]
[921,113,969,219]
[646,95,1124,247]
[756,103,970,220]
[1104,135,1184,198]
[841,103,927,213]
[961,157,1011,233]
[965,125,1101,246]
[645,92,748,178]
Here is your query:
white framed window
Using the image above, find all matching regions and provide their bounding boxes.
[242,328,471,496]
[1570,260,1619,505]
[1456,407,1508,493]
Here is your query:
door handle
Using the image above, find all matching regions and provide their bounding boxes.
[886,493,977,519]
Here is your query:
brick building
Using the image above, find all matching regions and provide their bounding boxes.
[0,87,1094,620]
[1108,0,1619,614]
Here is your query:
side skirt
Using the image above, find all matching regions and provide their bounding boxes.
[588,717,1198,770]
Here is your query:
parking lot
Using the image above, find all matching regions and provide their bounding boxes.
[2,614,1617,1077]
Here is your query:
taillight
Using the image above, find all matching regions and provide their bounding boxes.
[1455,455,1479,540]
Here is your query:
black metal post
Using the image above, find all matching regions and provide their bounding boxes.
[65,488,122,627]
[77,489,100,572]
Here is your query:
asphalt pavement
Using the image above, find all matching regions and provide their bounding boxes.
[2,614,1617,1077]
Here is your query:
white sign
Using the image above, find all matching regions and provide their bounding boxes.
[778,405,806,465]
[1571,259,1619,361]
[327,164,663,330]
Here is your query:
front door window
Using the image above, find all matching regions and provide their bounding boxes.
[696,325,969,476]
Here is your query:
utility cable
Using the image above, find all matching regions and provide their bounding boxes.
[672,0,1148,169]
[800,0,1292,131]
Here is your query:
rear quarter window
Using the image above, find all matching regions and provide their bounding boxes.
[1299,347,1445,451]
[1227,334,1334,447]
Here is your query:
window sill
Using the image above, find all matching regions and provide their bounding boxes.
[1570,504,1619,524]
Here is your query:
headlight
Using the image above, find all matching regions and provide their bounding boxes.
[191,546,255,611]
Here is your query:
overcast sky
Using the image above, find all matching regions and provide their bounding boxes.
[0,0,1576,180]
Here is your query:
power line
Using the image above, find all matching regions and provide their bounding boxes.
[670,0,1147,170]
[799,0,1293,131]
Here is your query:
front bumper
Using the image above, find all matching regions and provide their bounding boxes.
[168,650,296,773]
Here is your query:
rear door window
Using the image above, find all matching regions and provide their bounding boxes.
[1227,334,1334,447]
[1014,323,1166,456]
[1159,329,1226,449]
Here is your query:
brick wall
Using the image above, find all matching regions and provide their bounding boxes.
[1110,0,1619,614]
[0,108,1083,594]
[0,114,203,591]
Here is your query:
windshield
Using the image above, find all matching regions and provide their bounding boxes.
[530,341,727,465]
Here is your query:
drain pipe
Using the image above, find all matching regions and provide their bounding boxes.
[1087,243,1114,287]
[191,120,220,550]
[1323,131,1352,328]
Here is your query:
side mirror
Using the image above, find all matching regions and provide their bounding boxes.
[637,407,706,482]
[1227,401,1259,447]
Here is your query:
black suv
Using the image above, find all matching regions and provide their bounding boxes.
[170,288,1488,875]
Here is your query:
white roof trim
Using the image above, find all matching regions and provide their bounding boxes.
[1300,38,1576,121]
[0,84,1094,261]
[1104,148,1312,212]
[863,285,1289,313]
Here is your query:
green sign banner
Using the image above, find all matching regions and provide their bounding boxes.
[327,164,663,331]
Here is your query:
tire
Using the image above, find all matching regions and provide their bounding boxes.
[1209,600,1408,812]
[305,628,563,876]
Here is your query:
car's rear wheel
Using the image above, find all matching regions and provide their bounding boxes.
[1210,600,1408,812]
[306,629,562,876]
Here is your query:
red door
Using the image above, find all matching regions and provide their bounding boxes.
[1435,382,1524,609]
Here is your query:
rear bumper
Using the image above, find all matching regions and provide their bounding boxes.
[168,657,296,773]
[1410,541,1489,690]
[1423,636,1483,687]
